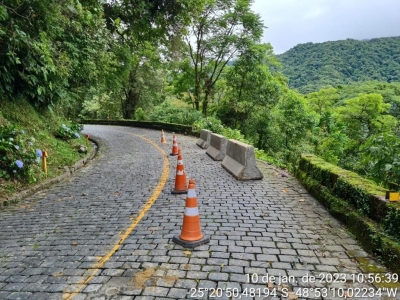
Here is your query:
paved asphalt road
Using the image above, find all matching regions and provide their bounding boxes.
[0,125,397,300]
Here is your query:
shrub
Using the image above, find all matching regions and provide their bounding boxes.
[149,102,202,125]
[256,149,286,169]
[55,124,81,140]
[70,121,83,132]
[0,125,42,183]
[193,116,223,133]
[134,107,148,121]
[357,133,400,186]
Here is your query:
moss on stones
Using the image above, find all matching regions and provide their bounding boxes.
[296,154,400,274]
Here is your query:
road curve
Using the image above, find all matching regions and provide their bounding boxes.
[0,125,395,300]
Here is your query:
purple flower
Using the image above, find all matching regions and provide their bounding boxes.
[36,149,43,157]
[15,160,23,168]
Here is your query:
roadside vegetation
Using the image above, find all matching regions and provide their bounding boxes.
[1,0,400,191]
[0,98,91,198]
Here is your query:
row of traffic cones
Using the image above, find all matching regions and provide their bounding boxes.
[161,129,179,156]
[163,130,187,194]
[160,130,209,248]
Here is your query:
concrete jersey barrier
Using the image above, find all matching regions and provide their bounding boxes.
[221,139,263,180]
[196,129,212,149]
[206,133,227,161]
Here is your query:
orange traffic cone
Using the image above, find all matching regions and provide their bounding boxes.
[172,150,188,194]
[161,130,166,144]
[173,179,209,248]
[170,132,179,156]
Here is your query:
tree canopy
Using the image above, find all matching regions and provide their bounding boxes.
[0,0,115,109]
[2,1,400,187]
[277,37,400,93]
[173,0,264,115]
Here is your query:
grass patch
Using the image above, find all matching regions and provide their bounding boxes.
[0,98,91,199]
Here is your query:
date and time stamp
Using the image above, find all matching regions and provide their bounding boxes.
[189,272,399,298]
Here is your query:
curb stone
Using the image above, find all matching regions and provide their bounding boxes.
[0,138,99,209]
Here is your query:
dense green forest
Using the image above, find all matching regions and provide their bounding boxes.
[1,0,400,189]
[277,37,400,93]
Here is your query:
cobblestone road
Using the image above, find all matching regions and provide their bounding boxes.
[0,125,397,300]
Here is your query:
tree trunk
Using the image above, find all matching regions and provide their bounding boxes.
[122,88,140,119]
[202,78,213,116]
[203,87,212,117]
[257,132,264,150]
[194,81,201,111]
[202,98,208,117]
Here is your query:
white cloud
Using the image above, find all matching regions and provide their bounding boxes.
[252,0,400,54]
[303,6,328,20]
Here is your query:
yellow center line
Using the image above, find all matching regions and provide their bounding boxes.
[63,129,170,299]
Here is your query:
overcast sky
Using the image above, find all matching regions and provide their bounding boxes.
[252,0,400,54]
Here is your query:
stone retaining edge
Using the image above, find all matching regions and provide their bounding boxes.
[0,138,99,210]
[296,168,400,274]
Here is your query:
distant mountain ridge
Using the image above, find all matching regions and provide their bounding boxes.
[276,36,400,94]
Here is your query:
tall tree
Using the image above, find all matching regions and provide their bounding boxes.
[103,0,200,119]
[269,91,318,161]
[223,43,283,128]
[179,0,264,115]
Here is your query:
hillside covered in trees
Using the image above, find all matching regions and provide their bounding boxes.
[277,37,400,93]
